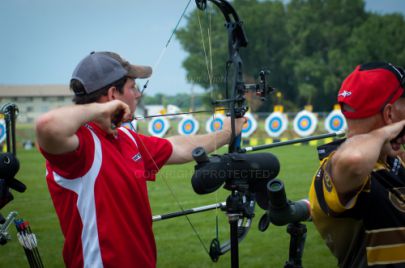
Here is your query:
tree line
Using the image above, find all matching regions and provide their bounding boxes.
[174,0,405,112]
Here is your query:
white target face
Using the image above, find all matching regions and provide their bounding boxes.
[264,112,288,138]
[293,110,318,137]
[324,110,347,133]
[241,113,257,138]
[148,117,170,138]
[205,114,225,133]
[0,119,5,144]
[178,116,199,136]
[121,119,137,131]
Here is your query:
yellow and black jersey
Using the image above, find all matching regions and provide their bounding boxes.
[309,139,405,268]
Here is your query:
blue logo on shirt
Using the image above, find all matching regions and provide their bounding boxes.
[132,153,142,162]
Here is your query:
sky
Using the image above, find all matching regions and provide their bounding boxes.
[1,0,405,96]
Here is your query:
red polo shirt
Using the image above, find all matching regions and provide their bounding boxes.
[41,123,172,268]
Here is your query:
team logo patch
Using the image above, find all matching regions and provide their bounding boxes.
[323,172,333,192]
[132,153,142,162]
[389,187,405,213]
[338,90,352,98]
[390,158,401,175]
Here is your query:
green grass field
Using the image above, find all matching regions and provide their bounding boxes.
[0,145,337,267]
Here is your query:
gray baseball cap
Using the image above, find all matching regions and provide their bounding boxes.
[71,51,152,95]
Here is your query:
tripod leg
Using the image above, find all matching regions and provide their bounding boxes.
[229,214,239,268]
[284,223,307,268]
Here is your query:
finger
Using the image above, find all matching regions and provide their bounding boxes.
[111,109,125,129]
[390,126,405,144]
[392,143,401,151]
[122,107,133,122]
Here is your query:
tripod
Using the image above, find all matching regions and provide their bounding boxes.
[205,184,255,268]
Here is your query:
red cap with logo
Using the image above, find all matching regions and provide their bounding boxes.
[338,63,404,119]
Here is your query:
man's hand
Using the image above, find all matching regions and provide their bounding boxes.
[94,100,132,135]
[222,116,248,136]
[382,119,405,156]
[167,116,247,164]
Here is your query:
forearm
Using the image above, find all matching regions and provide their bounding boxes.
[37,103,100,136]
[167,129,231,164]
[35,103,112,154]
[332,127,392,195]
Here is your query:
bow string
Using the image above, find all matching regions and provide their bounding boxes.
[132,0,274,263]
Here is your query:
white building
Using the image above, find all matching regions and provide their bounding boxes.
[0,85,149,124]
[0,85,72,124]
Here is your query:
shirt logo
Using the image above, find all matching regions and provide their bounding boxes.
[323,172,333,192]
[338,90,352,98]
[389,187,405,213]
[132,153,142,162]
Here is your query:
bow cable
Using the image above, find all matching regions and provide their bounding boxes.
[197,6,228,253]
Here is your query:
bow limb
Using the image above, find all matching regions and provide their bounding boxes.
[196,0,248,153]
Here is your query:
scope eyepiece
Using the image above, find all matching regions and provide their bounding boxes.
[192,147,209,164]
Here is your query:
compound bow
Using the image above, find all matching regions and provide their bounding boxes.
[183,0,274,264]
[145,0,274,266]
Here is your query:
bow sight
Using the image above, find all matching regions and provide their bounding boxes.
[213,70,275,118]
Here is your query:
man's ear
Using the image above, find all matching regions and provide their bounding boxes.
[382,104,394,124]
[107,87,117,100]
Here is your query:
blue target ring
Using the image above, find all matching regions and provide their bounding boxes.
[242,119,252,134]
[328,115,344,132]
[265,112,288,138]
[293,110,318,137]
[324,110,346,133]
[210,118,224,132]
[152,119,165,134]
[182,119,195,135]
[0,121,5,144]
[268,117,282,132]
[297,115,312,131]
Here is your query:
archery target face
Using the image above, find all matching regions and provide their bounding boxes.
[293,110,318,137]
[241,113,257,138]
[178,116,199,135]
[0,119,5,144]
[205,114,225,133]
[148,117,170,137]
[264,112,288,138]
[324,110,347,133]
